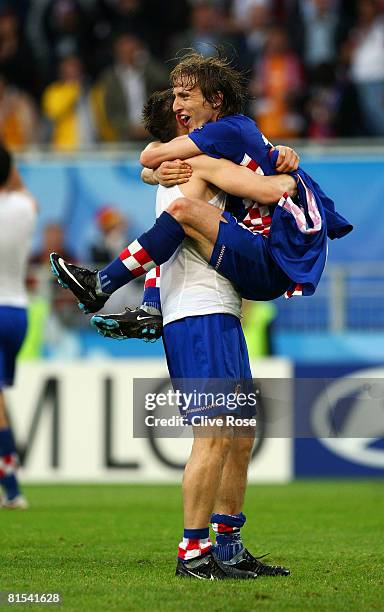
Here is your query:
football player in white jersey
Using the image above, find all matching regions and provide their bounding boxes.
[50,90,296,578]
[0,147,37,509]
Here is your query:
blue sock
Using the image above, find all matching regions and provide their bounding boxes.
[98,212,185,294]
[0,428,21,501]
[141,267,161,315]
[178,527,212,561]
[211,512,246,561]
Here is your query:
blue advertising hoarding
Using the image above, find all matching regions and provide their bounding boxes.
[295,363,384,477]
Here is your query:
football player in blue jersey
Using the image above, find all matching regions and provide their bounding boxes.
[50,53,351,578]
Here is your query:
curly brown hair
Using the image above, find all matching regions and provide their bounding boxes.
[142,89,177,142]
[170,50,247,117]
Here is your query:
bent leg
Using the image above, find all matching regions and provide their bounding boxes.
[167,199,290,302]
[167,197,226,261]
[96,198,220,296]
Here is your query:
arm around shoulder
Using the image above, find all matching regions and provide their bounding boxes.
[140,136,201,168]
[192,156,297,204]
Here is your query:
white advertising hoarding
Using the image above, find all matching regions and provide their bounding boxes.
[6,358,293,483]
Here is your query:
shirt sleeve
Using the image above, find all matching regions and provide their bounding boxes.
[188,120,241,159]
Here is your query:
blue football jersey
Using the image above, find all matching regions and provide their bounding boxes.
[189,114,275,174]
[188,113,353,296]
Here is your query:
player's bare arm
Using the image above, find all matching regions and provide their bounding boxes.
[190,156,297,203]
[141,137,299,173]
[140,136,200,168]
[141,141,193,186]
[142,156,296,199]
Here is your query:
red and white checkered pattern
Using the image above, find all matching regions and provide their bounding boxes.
[119,239,156,278]
[144,266,160,289]
[240,205,272,236]
[0,453,18,479]
[211,522,239,534]
[178,537,212,561]
[240,153,273,236]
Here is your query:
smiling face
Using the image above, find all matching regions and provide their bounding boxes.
[172,82,221,132]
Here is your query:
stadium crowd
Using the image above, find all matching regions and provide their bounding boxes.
[0,0,384,150]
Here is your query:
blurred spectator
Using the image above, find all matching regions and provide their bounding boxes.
[230,0,272,30]
[89,0,190,65]
[31,222,74,266]
[171,2,250,70]
[242,2,271,63]
[0,0,30,28]
[171,2,227,58]
[0,0,381,143]
[89,205,130,264]
[242,300,277,357]
[42,54,96,150]
[30,222,80,350]
[344,0,384,135]
[293,0,341,69]
[0,73,38,149]
[0,7,40,98]
[251,26,304,139]
[306,63,341,139]
[18,269,50,361]
[42,0,92,79]
[98,33,168,142]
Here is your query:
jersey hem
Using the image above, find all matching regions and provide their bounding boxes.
[163,307,241,327]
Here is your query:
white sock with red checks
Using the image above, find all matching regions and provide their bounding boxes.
[98,212,184,294]
[178,528,212,562]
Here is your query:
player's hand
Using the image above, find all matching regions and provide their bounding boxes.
[274,146,300,173]
[154,159,193,187]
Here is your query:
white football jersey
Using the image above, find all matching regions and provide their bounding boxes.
[156,185,241,326]
[0,191,36,307]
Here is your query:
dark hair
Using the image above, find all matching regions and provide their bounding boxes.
[142,89,177,142]
[170,50,247,117]
[0,145,12,186]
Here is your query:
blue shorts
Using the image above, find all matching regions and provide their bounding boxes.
[0,306,27,389]
[162,313,257,424]
[0,306,27,388]
[210,212,291,301]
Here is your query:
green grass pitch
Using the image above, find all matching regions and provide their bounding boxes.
[1,481,383,611]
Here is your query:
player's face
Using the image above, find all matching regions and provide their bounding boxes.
[173,83,218,132]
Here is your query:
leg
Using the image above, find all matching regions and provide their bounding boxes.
[50,196,224,310]
[210,433,255,563]
[99,196,219,292]
[167,197,225,262]
[214,431,255,515]
[183,423,233,528]
[0,390,26,508]
[169,199,290,301]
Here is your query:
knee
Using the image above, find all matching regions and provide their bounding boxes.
[167,197,191,223]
